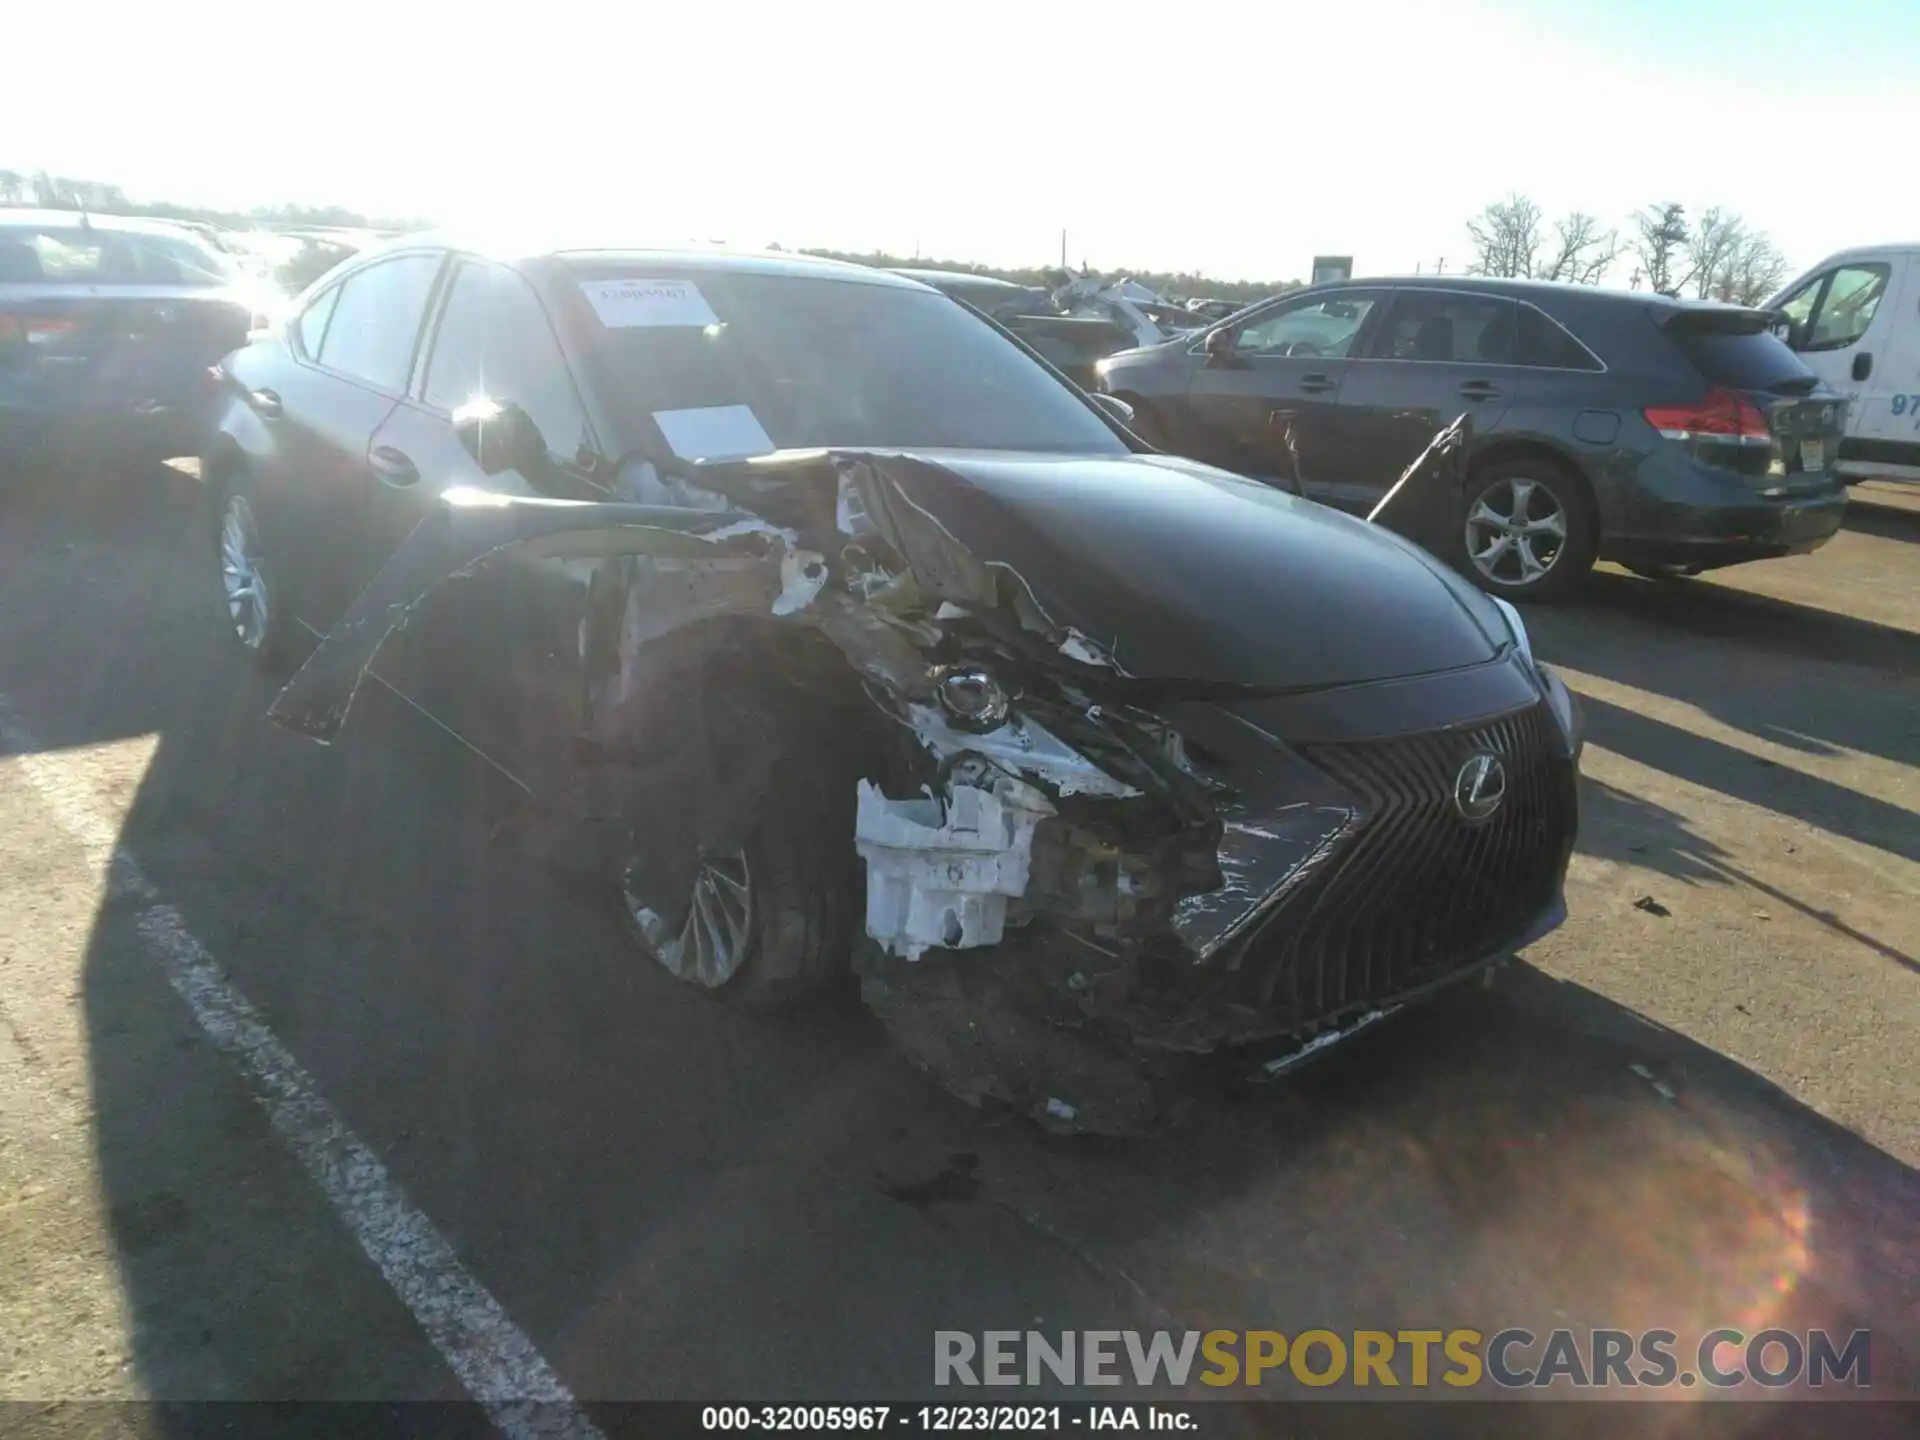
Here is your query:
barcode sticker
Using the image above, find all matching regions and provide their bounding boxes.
[579,278,719,329]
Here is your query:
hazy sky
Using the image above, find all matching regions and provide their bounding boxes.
[7,0,1915,285]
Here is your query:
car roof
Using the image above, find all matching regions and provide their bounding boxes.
[891,268,1036,292]
[0,207,225,240]
[354,231,928,290]
[1317,273,1766,315]
[1802,242,1920,265]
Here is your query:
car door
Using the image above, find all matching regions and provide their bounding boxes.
[1333,288,1521,512]
[366,257,608,786]
[1180,289,1388,494]
[279,250,447,624]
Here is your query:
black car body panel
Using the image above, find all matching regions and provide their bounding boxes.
[1097,276,1849,586]
[846,447,1506,687]
[208,239,1581,1133]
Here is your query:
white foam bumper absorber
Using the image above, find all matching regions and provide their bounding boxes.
[854,774,1056,960]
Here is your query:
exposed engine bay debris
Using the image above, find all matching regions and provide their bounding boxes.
[269,430,1578,1135]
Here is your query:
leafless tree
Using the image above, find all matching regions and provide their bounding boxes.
[1540,212,1622,285]
[1682,207,1747,298]
[1720,232,1792,307]
[1468,197,1620,284]
[1467,193,1545,279]
[1633,202,1689,295]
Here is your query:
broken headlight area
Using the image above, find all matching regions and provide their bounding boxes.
[267,446,1576,1137]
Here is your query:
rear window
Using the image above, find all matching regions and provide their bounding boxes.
[0,226,233,286]
[1671,329,1816,393]
[571,269,1128,457]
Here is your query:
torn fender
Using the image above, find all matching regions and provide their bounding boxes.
[267,487,776,744]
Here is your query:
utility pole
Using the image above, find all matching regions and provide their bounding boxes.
[1060,228,1068,268]
[1435,256,1447,275]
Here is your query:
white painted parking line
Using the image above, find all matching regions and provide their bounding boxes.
[0,699,603,1440]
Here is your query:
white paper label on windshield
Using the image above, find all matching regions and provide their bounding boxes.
[652,405,775,462]
[579,277,719,329]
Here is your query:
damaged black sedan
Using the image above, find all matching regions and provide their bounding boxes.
[203,241,1584,1134]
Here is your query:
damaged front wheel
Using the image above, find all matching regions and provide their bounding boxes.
[620,753,861,1008]
[626,851,755,988]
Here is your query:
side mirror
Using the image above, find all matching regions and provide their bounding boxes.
[1091,391,1136,428]
[453,397,546,476]
[1203,327,1237,362]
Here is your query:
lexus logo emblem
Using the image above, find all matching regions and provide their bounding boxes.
[1453,753,1507,822]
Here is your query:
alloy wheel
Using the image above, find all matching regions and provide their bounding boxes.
[219,494,272,649]
[626,850,755,989]
[1463,475,1569,588]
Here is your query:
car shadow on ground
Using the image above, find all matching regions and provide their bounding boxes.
[1842,492,1920,544]
[1524,569,1918,776]
[1575,774,1916,976]
[1565,567,1915,677]
[1570,693,1918,870]
[0,471,1912,1421]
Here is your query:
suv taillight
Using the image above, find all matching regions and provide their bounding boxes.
[1643,388,1770,445]
[0,314,81,346]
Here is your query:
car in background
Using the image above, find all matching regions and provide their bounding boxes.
[1766,243,1920,486]
[891,267,1134,387]
[1182,297,1245,323]
[1097,277,1848,599]
[201,239,1581,1130]
[1,209,260,473]
[265,227,394,293]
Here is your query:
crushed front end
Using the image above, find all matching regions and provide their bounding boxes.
[268,445,1582,1136]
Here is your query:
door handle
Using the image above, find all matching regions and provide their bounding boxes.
[249,388,283,419]
[368,445,420,488]
[1852,351,1873,382]
[1458,380,1504,401]
[1298,373,1337,394]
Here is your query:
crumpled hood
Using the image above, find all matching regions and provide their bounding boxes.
[859,448,1508,690]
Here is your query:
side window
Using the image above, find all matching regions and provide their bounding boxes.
[1234,293,1380,359]
[1774,273,1824,336]
[422,262,592,461]
[315,253,444,393]
[1806,264,1889,351]
[1515,304,1603,371]
[293,285,341,359]
[1372,291,1519,364]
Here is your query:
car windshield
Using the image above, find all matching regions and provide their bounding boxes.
[571,268,1129,457]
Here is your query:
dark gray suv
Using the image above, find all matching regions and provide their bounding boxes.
[1094,277,1848,599]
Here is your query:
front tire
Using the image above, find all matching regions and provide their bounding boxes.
[622,734,861,1008]
[1456,457,1597,601]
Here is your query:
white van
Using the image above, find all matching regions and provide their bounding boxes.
[1767,244,1920,484]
